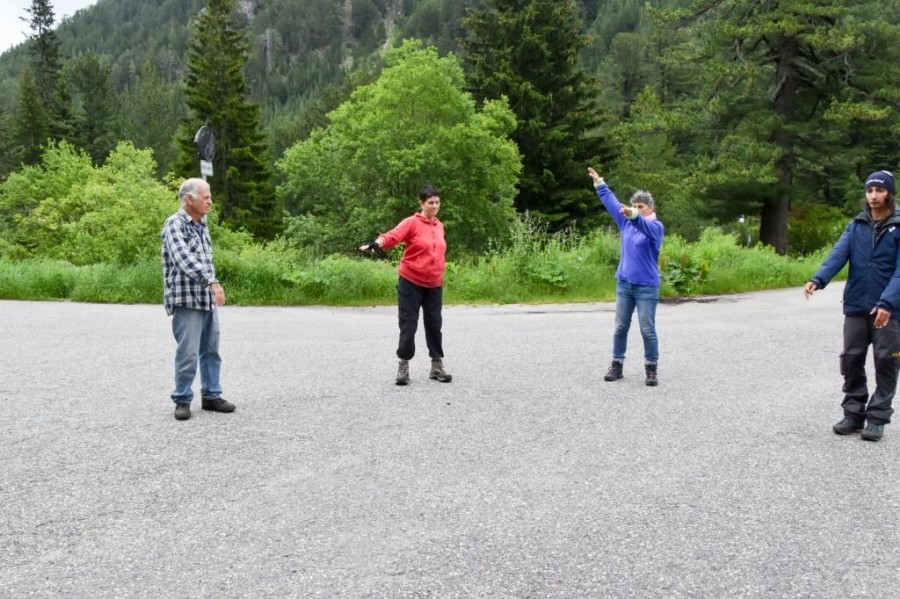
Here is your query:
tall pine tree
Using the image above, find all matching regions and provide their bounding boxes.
[12,68,47,166]
[13,0,67,166]
[462,0,602,227]
[175,0,279,238]
[69,53,119,164]
[121,63,183,176]
[661,0,900,254]
[24,0,62,109]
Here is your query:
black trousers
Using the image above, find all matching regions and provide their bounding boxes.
[396,276,443,361]
[841,314,900,424]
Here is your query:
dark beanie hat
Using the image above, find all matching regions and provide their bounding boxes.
[865,170,895,196]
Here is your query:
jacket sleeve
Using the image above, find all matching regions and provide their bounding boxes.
[595,184,628,230]
[810,222,852,289]
[378,217,414,251]
[629,216,665,251]
[877,243,900,313]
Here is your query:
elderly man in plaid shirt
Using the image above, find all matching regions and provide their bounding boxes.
[161,178,236,421]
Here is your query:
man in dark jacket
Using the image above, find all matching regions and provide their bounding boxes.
[804,170,899,441]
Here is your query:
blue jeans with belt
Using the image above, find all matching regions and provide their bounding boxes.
[171,307,222,405]
[612,280,659,364]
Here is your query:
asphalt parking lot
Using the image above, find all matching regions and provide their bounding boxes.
[1,285,898,597]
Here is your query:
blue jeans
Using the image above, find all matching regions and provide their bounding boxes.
[171,307,222,405]
[612,280,659,364]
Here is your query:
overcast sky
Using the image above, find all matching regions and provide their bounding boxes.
[1,1,98,53]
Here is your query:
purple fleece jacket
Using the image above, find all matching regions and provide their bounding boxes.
[595,183,664,286]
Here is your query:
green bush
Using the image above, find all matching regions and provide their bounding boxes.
[0,142,177,265]
[281,255,397,304]
[0,224,834,306]
[0,260,78,299]
[788,202,848,256]
[0,259,159,303]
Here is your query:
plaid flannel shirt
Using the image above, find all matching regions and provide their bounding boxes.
[161,209,218,315]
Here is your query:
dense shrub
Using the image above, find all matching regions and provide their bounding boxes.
[0,141,255,266]
[788,202,849,256]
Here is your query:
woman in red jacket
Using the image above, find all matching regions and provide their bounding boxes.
[360,186,453,385]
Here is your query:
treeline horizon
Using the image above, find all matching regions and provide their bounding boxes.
[0,0,898,262]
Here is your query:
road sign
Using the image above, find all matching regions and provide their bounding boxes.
[194,125,216,162]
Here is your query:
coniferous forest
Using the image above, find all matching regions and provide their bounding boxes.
[0,0,898,275]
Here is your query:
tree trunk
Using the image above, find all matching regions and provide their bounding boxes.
[759,166,791,254]
[760,32,799,255]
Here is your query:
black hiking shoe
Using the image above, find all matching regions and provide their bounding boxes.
[201,397,236,413]
[861,423,884,442]
[645,364,658,386]
[396,360,409,386]
[429,359,452,383]
[832,417,864,435]
[604,361,623,382]
[174,403,191,421]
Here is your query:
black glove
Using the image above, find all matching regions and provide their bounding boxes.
[362,241,379,252]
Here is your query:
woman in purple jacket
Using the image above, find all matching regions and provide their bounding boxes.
[588,167,665,386]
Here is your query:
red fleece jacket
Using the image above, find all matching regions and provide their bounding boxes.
[378,213,447,288]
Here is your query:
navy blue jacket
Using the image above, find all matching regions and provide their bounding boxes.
[811,208,900,317]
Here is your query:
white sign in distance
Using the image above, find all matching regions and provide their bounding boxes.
[200,160,214,177]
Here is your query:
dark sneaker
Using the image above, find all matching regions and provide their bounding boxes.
[861,423,884,442]
[604,361,623,382]
[645,364,658,386]
[429,359,452,383]
[832,417,864,435]
[396,360,409,386]
[201,397,236,413]
[174,403,191,421]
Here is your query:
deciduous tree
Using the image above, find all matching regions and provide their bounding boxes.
[277,40,521,255]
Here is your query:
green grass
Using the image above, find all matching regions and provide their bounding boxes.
[0,226,838,306]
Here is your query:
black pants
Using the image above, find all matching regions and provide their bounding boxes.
[841,314,900,424]
[396,276,443,361]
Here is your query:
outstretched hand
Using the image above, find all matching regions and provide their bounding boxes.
[803,281,817,300]
[587,166,601,184]
[358,240,386,259]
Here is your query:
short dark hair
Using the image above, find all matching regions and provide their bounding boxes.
[420,185,440,201]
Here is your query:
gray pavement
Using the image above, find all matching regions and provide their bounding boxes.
[1,285,899,598]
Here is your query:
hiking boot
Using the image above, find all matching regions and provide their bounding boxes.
[832,417,864,435]
[861,422,885,442]
[645,364,658,386]
[201,397,236,413]
[396,359,410,386]
[429,359,452,383]
[604,360,623,382]
[174,403,191,421]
